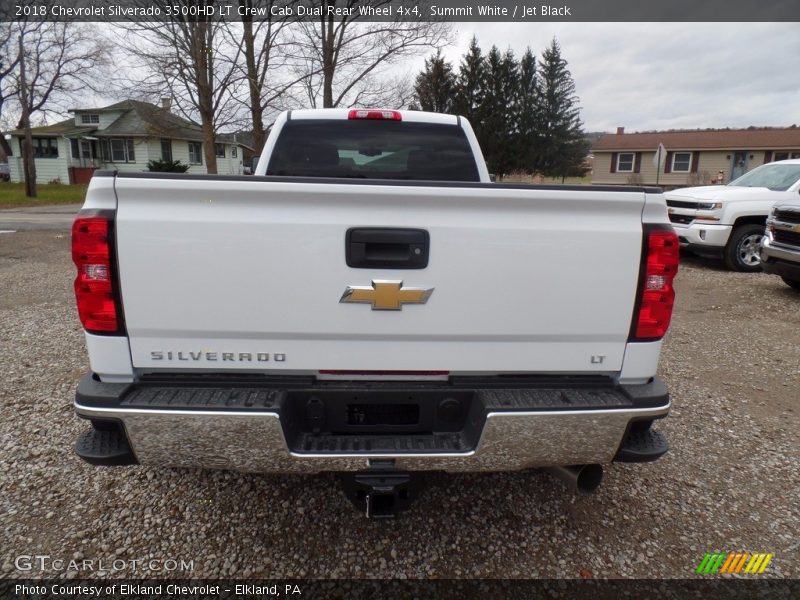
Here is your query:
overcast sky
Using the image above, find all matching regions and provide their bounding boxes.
[74,22,800,135]
[437,22,800,133]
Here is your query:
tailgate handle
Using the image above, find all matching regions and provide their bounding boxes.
[346,228,429,269]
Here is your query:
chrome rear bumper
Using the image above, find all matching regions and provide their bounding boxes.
[74,374,670,473]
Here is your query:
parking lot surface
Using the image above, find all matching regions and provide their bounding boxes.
[0,231,798,579]
[0,205,81,231]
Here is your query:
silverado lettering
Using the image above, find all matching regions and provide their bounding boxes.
[150,351,286,362]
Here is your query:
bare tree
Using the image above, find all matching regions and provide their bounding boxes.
[116,4,247,173]
[0,23,22,130]
[225,0,304,153]
[291,1,453,108]
[3,21,110,197]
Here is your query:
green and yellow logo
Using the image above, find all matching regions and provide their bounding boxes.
[696,552,773,575]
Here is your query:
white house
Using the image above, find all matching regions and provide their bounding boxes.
[7,100,249,184]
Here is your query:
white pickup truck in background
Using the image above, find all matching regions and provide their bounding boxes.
[761,189,800,291]
[665,159,800,271]
[71,108,678,518]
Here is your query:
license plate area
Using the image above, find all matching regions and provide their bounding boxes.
[347,403,420,426]
[283,389,475,436]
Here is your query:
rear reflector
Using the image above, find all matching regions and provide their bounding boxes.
[72,214,122,334]
[348,109,402,121]
[632,228,680,340]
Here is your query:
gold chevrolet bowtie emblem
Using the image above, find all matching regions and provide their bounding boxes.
[340,280,434,311]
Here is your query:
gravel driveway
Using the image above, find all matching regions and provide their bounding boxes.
[1,231,798,580]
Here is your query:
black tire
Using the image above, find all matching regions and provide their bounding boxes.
[781,276,800,291]
[724,224,765,272]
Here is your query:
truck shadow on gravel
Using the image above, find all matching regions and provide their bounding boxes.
[678,251,730,272]
[118,465,641,577]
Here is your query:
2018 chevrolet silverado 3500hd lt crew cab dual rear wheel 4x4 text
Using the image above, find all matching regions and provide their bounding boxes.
[665,159,800,272]
[71,109,678,518]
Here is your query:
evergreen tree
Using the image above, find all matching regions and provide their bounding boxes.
[451,36,486,125]
[413,50,456,113]
[479,46,520,177]
[535,38,589,179]
[515,48,540,174]
[411,36,588,180]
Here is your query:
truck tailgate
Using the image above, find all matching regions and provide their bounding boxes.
[113,176,646,374]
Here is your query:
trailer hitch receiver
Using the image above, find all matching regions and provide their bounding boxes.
[340,463,417,519]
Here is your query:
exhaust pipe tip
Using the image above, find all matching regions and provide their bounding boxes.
[544,464,603,494]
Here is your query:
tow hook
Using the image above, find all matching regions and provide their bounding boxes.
[340,461,418,519]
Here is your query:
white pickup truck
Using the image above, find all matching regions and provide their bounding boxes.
[71,108,678,517]
[761,191,800,291]
[665,159,800,271]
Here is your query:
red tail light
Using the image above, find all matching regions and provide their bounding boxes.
[72,213,122,334]
[632,228,680,340]
[348,109,402,121]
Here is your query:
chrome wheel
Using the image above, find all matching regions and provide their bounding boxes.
[737,233,763,267]
[725,224,766,272]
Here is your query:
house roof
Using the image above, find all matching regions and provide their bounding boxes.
[8,119,97,137]
[9,100,250,147]
[99,100,205,139]
[593,128,800,152]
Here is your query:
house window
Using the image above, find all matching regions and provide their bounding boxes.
[29,138,58,158]
[774,151,800,161]
[81,114,100,124]
[161,139,172,162]
[616,152,635,172]
[215,143,226,158]
[69,139,94,160]
[232,146,237,158]
[671,152,692,173]
[188,142,203,164]
[102,138,136,162]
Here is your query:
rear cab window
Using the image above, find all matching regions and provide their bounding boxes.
[266,119,480,182]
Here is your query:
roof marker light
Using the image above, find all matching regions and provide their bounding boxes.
[348,109,402,121]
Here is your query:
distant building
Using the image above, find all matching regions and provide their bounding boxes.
[592,127,800,189]
[7,100,250,184]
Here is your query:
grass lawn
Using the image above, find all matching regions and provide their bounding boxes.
[0,183,88,209]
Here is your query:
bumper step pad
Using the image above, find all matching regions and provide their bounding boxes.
[75,427,137,466]
[615,427,669,463]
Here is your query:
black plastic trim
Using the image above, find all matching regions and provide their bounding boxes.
[346,227,430,269]
[74,427,137,466]
[614,427,669,463]
[76,372,669,411]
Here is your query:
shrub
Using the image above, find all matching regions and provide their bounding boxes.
[147,159,190,173]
